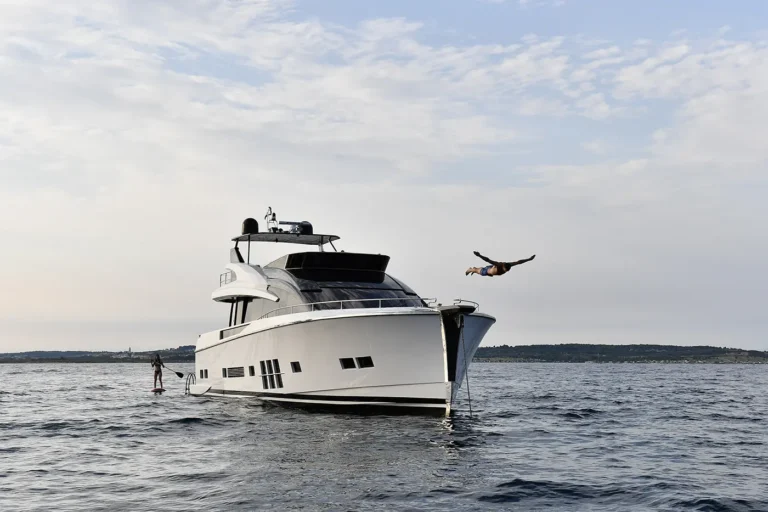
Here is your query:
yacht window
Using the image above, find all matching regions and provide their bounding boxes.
[227,367,245,378]
[222,368,227,378]
[356,356,374,368]
[200,369,204,379]
[339,358,356,370]
[291,361,302,373]
[249,365,255,377]
[204,369,208,378]
[302,287,422,310]
[259,359,284,389]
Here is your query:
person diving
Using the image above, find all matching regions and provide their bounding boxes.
[466,251,535,277]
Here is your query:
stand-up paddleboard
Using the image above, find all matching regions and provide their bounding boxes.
[151,388,166,394]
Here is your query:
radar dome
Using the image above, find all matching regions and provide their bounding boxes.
[242,218,259,235]
[299,221,313,235]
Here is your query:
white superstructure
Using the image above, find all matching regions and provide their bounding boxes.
[189,210,496,415]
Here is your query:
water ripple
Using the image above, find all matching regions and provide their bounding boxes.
[0,362,766,511]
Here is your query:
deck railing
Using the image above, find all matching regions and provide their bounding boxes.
[258,297,431,320]
[219,271,234,286]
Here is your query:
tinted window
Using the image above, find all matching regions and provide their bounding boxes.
[303,287,422,309]
[356,356,374,368]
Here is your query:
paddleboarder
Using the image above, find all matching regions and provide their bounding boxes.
[151,353,165,389]
[466,251,535,277]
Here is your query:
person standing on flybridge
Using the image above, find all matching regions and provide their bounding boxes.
[151,353,165,389]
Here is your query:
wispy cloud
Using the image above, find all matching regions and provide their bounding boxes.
[582,139,608,155]
[1,1,767,351]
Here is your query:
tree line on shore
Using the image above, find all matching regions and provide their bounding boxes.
[2,344,767,364]
[0,346,196,364]
[475,344,768,363]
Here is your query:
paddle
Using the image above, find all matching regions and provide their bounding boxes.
[163,365,184,378]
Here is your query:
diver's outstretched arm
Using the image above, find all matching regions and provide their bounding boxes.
[505,255,536,268]
[473,251,500,266]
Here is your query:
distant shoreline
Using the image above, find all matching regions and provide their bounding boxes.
[474,343,768,364]
[0,346,195,365]
[474,359,767,364]
[2,343,766,365]
[0,359,194,364]
[2,358,765,365]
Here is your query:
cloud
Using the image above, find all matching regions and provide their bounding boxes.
[583,46,621,60]
[0,3,603,192]
[0,2,767,351]
[581,139,608,155]
[517,0,566,7]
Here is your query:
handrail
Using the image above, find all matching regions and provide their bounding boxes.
[219,271,234,286]
[184,373,196,395]
[453,298,480,312]
[258,297,428,320]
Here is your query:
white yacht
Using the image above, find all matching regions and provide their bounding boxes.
[188,209,496,415]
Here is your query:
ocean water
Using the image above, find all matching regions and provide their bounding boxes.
[1,362,766,511]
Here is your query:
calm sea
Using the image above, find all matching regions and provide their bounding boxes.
[1,362,766,511]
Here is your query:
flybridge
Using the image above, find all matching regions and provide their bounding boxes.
[229,208,392,283]
[232,207,341,263]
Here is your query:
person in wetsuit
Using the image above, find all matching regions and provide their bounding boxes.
[151,353,165,389]
[466,251,535,277]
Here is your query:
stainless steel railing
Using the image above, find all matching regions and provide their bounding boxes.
[219,271,234,286]
[258,297,429,320]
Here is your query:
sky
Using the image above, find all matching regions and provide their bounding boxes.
[1,0,767,352]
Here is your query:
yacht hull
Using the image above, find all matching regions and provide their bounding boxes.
[191,308,495,415]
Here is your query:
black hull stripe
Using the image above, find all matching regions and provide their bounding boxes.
[271,400,447,417]
[204,388,446,405]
